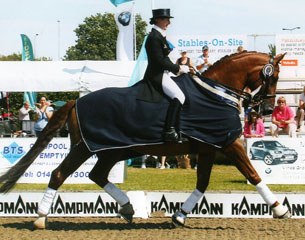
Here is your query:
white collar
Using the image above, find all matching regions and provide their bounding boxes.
[153,25,166,37]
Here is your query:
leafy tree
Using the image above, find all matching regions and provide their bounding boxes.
[135,14,147,57]
[0,53,22,61]
[2,13,147,130]
[64,13,147,60]
[268,44,276,57]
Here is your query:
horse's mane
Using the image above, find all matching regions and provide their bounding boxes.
[205,51,269,73]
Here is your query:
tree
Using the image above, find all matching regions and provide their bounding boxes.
[268,44,276,57]
[1,13,147,129]
[0,53,22,61]
[64,13,147,60]
[135,14,147,58]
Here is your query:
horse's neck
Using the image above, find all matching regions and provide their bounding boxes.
[203,53,267,91]
[202,69,245,91]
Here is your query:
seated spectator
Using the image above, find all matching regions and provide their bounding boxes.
[176,50,193,67]
[237,45,244,53]
[270,96,297,137]
[243,110,265,138]
[195,45,214,73]
[296,86,305,131]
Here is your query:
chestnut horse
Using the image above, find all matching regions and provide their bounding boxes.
[0,51,290,229]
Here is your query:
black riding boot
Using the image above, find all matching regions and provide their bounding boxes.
[163,98,186,142]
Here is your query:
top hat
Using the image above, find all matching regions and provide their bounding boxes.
[150,9,173,24]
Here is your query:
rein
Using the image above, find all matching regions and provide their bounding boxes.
[191,54,277,113]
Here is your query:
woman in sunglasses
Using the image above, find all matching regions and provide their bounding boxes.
[270,96,297,137]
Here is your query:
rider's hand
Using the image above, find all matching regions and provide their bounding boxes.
[179,65,190,75]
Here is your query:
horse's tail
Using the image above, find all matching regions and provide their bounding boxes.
[0,100,76,193]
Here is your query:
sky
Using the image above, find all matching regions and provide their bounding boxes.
[0,0,304,60]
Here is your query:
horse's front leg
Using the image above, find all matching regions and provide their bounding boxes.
[33,142,92,230]
[172,147,215,227]
[223,139,291,219]
[89,150,135,223]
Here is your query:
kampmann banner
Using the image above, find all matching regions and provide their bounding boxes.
[1,191,305,218]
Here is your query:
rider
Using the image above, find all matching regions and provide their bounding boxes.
[138,8,190,142]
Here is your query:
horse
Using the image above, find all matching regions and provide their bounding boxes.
[0,51,290,229]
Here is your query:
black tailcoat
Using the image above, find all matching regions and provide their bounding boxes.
[137,28,180,102]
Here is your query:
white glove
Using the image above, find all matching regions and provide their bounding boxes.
[179,65,190,75]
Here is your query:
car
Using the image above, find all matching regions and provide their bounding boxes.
[249,140,298,165]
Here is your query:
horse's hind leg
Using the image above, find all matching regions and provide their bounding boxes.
[33,142,92,229]
[172,146,215,227]
[223,139,291,219]
[88,150,135,223]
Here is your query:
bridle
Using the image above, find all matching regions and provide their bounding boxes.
[191,54,278,113]
[242,56,277,112]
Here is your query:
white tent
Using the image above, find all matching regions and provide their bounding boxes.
[1,60,304,92]
[0,61,135,92]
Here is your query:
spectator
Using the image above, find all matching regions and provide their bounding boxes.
[19,101,31,121]
[34,96,54,137]
[176,50,193,67]
[296,86,305,132]
[159,156,170,169]
[195,45,214,73]
[237,45,244,53]
[270,96,297,137]
[140,155,159,168]
[243,110,265,138]
[19,101,34,135]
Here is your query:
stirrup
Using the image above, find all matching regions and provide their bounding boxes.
[163,128,188,143]
[163,127,179,142]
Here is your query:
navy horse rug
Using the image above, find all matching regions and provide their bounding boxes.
[76,74,242,152]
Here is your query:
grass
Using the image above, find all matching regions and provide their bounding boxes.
[11,165,305,192]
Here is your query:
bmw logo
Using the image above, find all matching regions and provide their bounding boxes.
[118,11,131,26]
[265,168,272,174]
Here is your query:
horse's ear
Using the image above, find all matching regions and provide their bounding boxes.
[274,53,286,65]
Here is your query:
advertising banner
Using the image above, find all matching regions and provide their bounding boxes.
[168,34,247,63]
[246,137,305,184]
[1,191,305,218]
[0,138,125,184]
[276,34,305,79]
[115,2,134,60]
[20,34,34,61]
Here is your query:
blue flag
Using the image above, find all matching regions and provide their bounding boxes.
[109,0,133,7]
[20,34,36,109]
[20,34,34,61]
[128,36,147,86]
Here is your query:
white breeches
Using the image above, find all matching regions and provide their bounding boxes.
[162,72,185,104]
[270,123,297,137]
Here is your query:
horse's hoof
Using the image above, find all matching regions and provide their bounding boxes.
[172,211,186,227]
[119,203,135,223]
[33,216,47,230]
[272,205,291,219]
